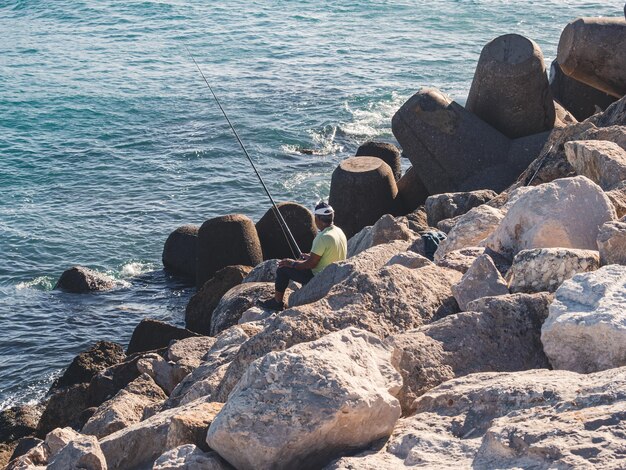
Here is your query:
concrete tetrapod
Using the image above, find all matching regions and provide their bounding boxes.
[355,141,402,181]
[466,34,555,139]
[162,224,198,281]
[196,214,262,288]
[557,17,626,98]
[329,157,398,239]
[396,166,430,213]
[255,202,316,260]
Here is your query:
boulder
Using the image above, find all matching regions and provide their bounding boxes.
[241,259,278,283]
[507,248,600,293]
[162,224,199,280]
[36,383,92,437]
[565,140,626,190]
[466,34,555,138]
[137,353,183,395]
[396,166,430,212]
[435,246,485,274]
[196,214,262,288]
[99,398,222,470]
[289,239,411,307]
[87,354,144,408]
[355,141,402,181]
[153,445,231,470]
[327,367,626,469]
[384,251,433,269]
[167,336,217,373]
[209,282,276,336]
[598,218,626,265]
[47,434,106,470]
[542,264,626,373]
[0,405,41,445]
[451,254,509,310]
[549,59,616,121]
[82,373,167,439]
[206,328,402,470]
[595,93,626,127]
[425,190,497,227]
[255,202,316,260]
[329,157,399,238]
[607,180,626,218]
[185,265,252,335]
[165,403,223,453]
[404,205,430,233]
[347,214,416,257]
[486,176,616,259]
[54,266,115,293]
[434,205,505,262]
[557,17,626,98]
[51,341,125,392]
[127,319,198,355]
[390,292,551,414]
[238,306,275,325]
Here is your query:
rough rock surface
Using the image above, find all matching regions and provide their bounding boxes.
[434,205,504,262]
[206,328,402,470]
[0,405,41,445]
[436,246,485,273]
[162,224,198,280]
[209,282,276,336]
[289,239,410,307]
[153,445,232,470]
[507,248,600,293]
[384,251,433,269]
[542,264,626,373]
[425,190,497,227]
[137,353,184,395]
[47,434,106,470]
[241,259,278,283]
[82,373,167,439]
[389,293,550,414]
[451,254,509,310]
[54,266,116,293]
[597,218,626,265]
[486,176,615,259]
[347,214,416,257]
[327,367,626,469]
[607,180,626,218]
[565,139,626,190]
[36,383,92,437]
[185,265,252,335]
[127,319,198,355]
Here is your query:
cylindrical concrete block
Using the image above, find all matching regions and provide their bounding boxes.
[162,224,198,281]
[196,214,262,288]
[557,17,626,98]
[355,141,402,181]
[396,166,430,213]
[255,202,316,260]
[329,157,398,239]
[550,60,616,121]
[466,34,555,139]
[392,87,513,195]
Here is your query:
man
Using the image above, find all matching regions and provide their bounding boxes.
[259,201,347,311]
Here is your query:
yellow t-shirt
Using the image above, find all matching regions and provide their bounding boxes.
[310,225,347,275]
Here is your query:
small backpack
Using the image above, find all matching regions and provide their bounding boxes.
[421,231,447,261]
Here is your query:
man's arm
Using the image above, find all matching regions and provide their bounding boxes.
[278,253,321,270]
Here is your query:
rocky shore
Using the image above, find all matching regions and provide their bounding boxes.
[3,8,626,470]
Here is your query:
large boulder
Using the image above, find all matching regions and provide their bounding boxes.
[451,254,509,310]
[167,336,217,376]
[595,93,626,127]
[196,214,262,288]
[435,246,485,274]
[507,248,600,293]
[153,445,231,470]
[206,328,402,470]
[185,265,252,334]
[255,202,316,260]
[542,264,626,373]
[565,140,626,190]
[598,217,626,265]
[347,214,416,257]
[466,34,555,139]
[390,292,551,414]
[127,319,198,355]
[486,176,616,259]
[241,259,278,283]
[54,266,115,293]
[0,405,41,445]
[425,190,497,227]
[46,434,106,470]
[209,282,276,336]
[355,141,402,181]
[162,224,199,281]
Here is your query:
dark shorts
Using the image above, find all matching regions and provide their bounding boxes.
[275,266,314,292]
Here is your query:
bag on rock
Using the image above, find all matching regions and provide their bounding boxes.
[421,231,447,261]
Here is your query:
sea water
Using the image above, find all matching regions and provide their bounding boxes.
[1,0,623,409]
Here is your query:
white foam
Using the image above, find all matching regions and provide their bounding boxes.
[15,276,54,291]
[119,261,154,279]
[340,92,405,138]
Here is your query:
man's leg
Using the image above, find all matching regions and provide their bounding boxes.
[261,266,314,310]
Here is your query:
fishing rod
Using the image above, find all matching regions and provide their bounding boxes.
[186,47,303,260]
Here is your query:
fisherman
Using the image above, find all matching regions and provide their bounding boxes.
[259,201,347,311]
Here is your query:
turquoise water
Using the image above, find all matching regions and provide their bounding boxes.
[1,0,623,409]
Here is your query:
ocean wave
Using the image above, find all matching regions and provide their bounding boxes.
[339,92,406,139]
[15,276,55,291]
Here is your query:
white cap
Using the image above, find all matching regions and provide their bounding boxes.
[314,205,334,216]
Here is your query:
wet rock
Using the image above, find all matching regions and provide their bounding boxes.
[162,224,198,281]
[507,248,600,293]
[127,319,198,355]
[153,445,232,470]
[396,166,430,212]
[255,202,316,260]
[486,176,615,259]
[355,141,402,181]
[542,264,626,373]
[452,254,509,310]
[241,259,277,283]
[185,265,252,335]
[466,34,555,138]
[329,156,399,238]
[565,139,626,190]
[209,282,276,336]
[435,246,485,274]
[47,434,106,470]
[425,190,497,227]
[347,214,416,257]
[598,217,626,265]
[54,266,115,293]
[0,405,41,444]
[206,328,402,470]
[82,373,167,439]
[196,214,262,288]
[434,205,505,262]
